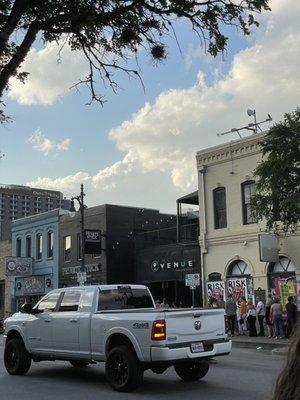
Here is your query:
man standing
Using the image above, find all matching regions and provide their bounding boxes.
[225,294,237,337]
[256,297,265,337]
[285,296,297,338]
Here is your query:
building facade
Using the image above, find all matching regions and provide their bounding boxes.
[0,240,11,318]
[11,209,68,311]
[196,132,300,305]
[0,184,71,240]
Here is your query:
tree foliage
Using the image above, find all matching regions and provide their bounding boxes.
[251,108,300,234]
[0,0,270,118]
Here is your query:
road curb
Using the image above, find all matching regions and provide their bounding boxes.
[232,340,288,351]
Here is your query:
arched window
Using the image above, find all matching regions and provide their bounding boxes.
[208,272,222,282]
[213,187,227,229]
[36,233,43,260]
[47,231,54,258]
[26,236,31,258]
[241,180,257,225]
[16,237,22,257]
[268,256,296,274]
[227,259,251,277]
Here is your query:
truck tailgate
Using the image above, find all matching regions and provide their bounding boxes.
[164,308,226,344]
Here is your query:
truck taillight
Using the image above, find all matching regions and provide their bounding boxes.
[224,315,229,334]
[151,320,166,341]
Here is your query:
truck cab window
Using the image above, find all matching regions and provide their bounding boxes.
[36,292,60,312]
[98,288,153,311]
[59,291,81,312]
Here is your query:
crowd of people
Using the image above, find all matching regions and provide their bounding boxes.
[223,294,298,339]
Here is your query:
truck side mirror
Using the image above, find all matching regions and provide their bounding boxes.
[20,303,32,314]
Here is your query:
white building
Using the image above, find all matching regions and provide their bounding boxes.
[196,132,300,305]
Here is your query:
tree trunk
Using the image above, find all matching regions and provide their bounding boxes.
[0,22,38,97]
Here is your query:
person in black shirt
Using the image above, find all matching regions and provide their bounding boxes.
[285,296,297,338]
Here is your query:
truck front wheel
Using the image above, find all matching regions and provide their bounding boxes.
[4,338,31,375]
[105,345,143,392]
[174,360,209,381]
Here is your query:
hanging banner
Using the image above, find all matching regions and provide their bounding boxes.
[206,281,225,305]
[226,278,248,302]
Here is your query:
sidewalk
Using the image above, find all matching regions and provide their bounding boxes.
[231,334,289,351]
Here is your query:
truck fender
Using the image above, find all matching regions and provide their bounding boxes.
[6,325,31,353]
[104,327,144,362]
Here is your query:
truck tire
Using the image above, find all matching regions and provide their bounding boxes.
[4,338,31,375]
[174,360,209,381]
[105,345,143,392]
[69,361,90,367]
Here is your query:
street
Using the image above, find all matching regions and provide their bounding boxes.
[0,335,283,400]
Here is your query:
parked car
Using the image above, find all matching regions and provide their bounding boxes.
[3,285,231,392]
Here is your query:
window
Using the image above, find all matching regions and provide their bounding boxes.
[47,231,54,258]
[16,237,22,257]
[77,233,82,260]
[35,291,60,312]
[213,187,227,229]
[227,260,251,276]
[58,291,81,312]
[36,233,43,260]
[26,236,31,258]
[241,180,257,224]
[64,235,71,262]
[98,287,153,311]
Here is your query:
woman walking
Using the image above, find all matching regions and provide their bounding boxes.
[265,294,274,338]
[246,300,257,337]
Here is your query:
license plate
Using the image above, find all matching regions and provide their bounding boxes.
[190,342,204,353]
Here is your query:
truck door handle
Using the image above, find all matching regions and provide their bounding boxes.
[44,319,51,323]
[70,319,78,323]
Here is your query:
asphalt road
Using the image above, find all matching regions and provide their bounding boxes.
[0,335,284,400]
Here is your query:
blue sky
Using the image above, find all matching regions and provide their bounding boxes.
[0,0,299,212]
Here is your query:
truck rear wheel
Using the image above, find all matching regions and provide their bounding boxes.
[105,345,143,392]
[174,360,209,381]
[4,338,31,375]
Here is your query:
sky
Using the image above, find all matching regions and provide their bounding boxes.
[0,0,299,213]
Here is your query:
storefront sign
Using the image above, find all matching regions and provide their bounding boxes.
[207,281,225,302]
[5,257,32,277]
[62,263,101,276]
[151,260,193,273]
[84,230,102,254]
[275,277,296,315]
[23,276,45,295]
[226,278,247,302]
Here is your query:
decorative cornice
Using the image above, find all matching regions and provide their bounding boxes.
[196,132,266,167]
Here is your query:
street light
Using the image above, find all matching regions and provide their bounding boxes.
[70,184,86,282]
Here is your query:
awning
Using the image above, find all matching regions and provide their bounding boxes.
[176,191,198,205]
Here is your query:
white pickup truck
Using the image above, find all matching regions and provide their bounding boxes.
[3,285,231,391]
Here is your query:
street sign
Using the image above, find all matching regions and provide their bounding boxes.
[84,229,102,254]
[5,257,32,276]
[185,273,200,287]
[77,272,87,284]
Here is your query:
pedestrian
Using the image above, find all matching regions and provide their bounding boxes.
[246,300,257,337]
[272,324,300,400]
[238,296,247,335]
[256,296,265,336]
[170,301,177,308]
[160,298,169,308]
[285,296,297,338]
[225,294,237,337]
[265,294,274,338]
[154,299,161,308]
[270,298,284,339]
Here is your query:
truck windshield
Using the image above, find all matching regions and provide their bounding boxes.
[98,288,153,310]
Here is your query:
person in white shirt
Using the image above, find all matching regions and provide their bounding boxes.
[256,297,265,337]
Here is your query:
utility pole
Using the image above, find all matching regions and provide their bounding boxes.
[70,184,86,284]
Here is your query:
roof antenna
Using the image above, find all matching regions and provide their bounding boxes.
[217,110,272,138]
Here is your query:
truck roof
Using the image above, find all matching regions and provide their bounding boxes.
[56,284,148,292]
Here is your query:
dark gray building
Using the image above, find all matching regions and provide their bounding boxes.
[59,204,176,287]
[0,184,71,240]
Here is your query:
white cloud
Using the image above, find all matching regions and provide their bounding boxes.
[28,129,71,155]
[27,0,300,212]
[8,42,88,105]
